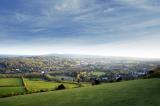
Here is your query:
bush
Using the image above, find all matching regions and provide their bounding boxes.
[56,84,66,90]
[116,77,122,82]
[92,79,100,85]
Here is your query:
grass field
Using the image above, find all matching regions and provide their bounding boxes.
[0,78,159,106]
[0,77,86,97]
[0,78,23,87]
[24,78,78,91]
[91,71,105,76]
[55,75,74,81]
[0,78,25,97]
[0,87,25,95]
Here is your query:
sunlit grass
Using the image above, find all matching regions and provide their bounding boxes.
[0,78,22,87]
[0,78,159,106]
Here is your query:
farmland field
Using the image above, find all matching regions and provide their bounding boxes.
[0,78,23,87]
[91,71,105,76]
[0,78,159,106]
[54,75,74,81]
[0,87,25,96]
[0,77,90,97]
[0,78,25,97]
[24,78,79,91]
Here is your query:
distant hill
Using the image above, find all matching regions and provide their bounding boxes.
[0,78,159,106]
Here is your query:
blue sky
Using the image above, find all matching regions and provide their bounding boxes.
[0,0,160,58]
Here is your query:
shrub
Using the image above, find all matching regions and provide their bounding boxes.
[56,84,66,90]
[92,79,100,85]
[116,77,122,82]
[40,89,45,92]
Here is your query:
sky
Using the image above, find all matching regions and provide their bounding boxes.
[0,0,160,58]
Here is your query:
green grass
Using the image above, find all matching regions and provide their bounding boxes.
[91,71,105,76]
[55,75,74,81]
[0,87,25,96]
[80,82,92,87]
[24,78,78,91]
[0,78,22,87]
[0,78,25,97]
[0,78,159,106]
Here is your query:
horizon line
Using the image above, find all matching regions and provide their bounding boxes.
[0,53,160,60]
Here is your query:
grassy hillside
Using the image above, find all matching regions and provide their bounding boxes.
[0,78,160,106]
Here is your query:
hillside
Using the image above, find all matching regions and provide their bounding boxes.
[0,78,160,106]
[146,67,160,78]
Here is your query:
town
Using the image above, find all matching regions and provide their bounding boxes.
[0,55,159,83]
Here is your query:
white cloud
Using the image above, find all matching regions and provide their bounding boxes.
[14,12,31,22]
[54,0,81,12]
[119,18,160,32]
[117,0,160,11]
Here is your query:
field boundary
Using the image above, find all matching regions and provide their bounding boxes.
[21,76,28,92]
